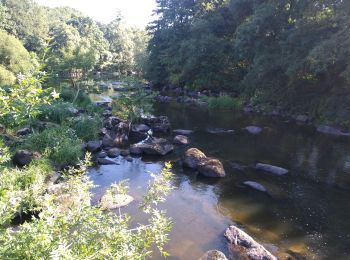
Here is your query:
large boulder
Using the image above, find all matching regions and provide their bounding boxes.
[104,116,121,130]
[132,124,150,133]
[183,148,207,169]
[107,148,120,158]
[102,134,117,148]
[141,116,171,133]
[198,158,226,178]
[13,150,35,167]
[174,135,189,145]
[225,225,277,260]
[256,163,288,176]
[199,250,228,260]
[131,138,173,156]
[86,141,102,153]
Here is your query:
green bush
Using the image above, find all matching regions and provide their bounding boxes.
[0,159,174,259]
[38,102,77,124]
[204,95,243,110]
[0,159,53,225]
[71,115,102,141]
[59,87,92,108]
[24,127,83,166]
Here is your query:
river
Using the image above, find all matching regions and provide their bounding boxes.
[88,97,350,259]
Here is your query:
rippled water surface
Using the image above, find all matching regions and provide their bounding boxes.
[89,101,350,259]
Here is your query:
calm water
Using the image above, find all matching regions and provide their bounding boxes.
[89,101,350,259]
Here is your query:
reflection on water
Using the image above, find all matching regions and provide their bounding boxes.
[89,102,350,259]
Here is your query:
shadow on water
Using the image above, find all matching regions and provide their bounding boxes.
[88,101,350,259]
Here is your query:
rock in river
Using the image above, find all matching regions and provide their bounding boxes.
[130,138,173,156]
[198,158,226,178]
[173,129,194,135]
[107,148,120,158]
[100,193,134,210]
[199,250,228,260]
[183,148,207,169]
[174,135,189,145]
[207,128,234,134]
[86,141,102,153]
[225,225,277,260]
[244,126,263,135]
[98,158,118,165]
[317,125,350,137]
[243,181,268,193]
[256,163,288,176]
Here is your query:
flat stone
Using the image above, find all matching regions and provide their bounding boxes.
[245,126,263,135]
[98,158,118,165]
[174,135,189,145]
[100,194,134,210]
[243,181,268,193]
[132,138,173,156]
[173,129,194,135]
[256,163,288,175]
[317,125,350,137]
[207,128,234,134]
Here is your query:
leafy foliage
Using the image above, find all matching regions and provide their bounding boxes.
[0,154,174,259]
[24,126,83,166]
[112,86,155,122]
[0,73,55,126]
[70,115,103,142]
[147,0,350,126]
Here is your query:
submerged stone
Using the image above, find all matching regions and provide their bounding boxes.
[256,163,288,176]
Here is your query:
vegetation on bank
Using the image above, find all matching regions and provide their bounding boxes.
[147,0,350,127]
[0,71,174,258]
[0,0,173,254]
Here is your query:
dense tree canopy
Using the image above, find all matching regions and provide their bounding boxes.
[147,0,350,125]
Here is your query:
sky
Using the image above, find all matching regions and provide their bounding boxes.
[35,0,157,28]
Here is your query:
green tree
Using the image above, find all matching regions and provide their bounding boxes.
[0,30,37,85]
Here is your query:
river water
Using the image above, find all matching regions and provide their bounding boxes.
[88,100,350,259]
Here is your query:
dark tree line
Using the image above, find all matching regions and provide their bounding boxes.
[146,0,350,126]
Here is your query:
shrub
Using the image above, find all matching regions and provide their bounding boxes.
[0,159,174,259]
[59,86,92,108]
[70,115,103,141]
[112,87,154,122]
[24,127,83,166]
[0,159,53,226]
[38,102,77,124]
[204,95,243,110]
